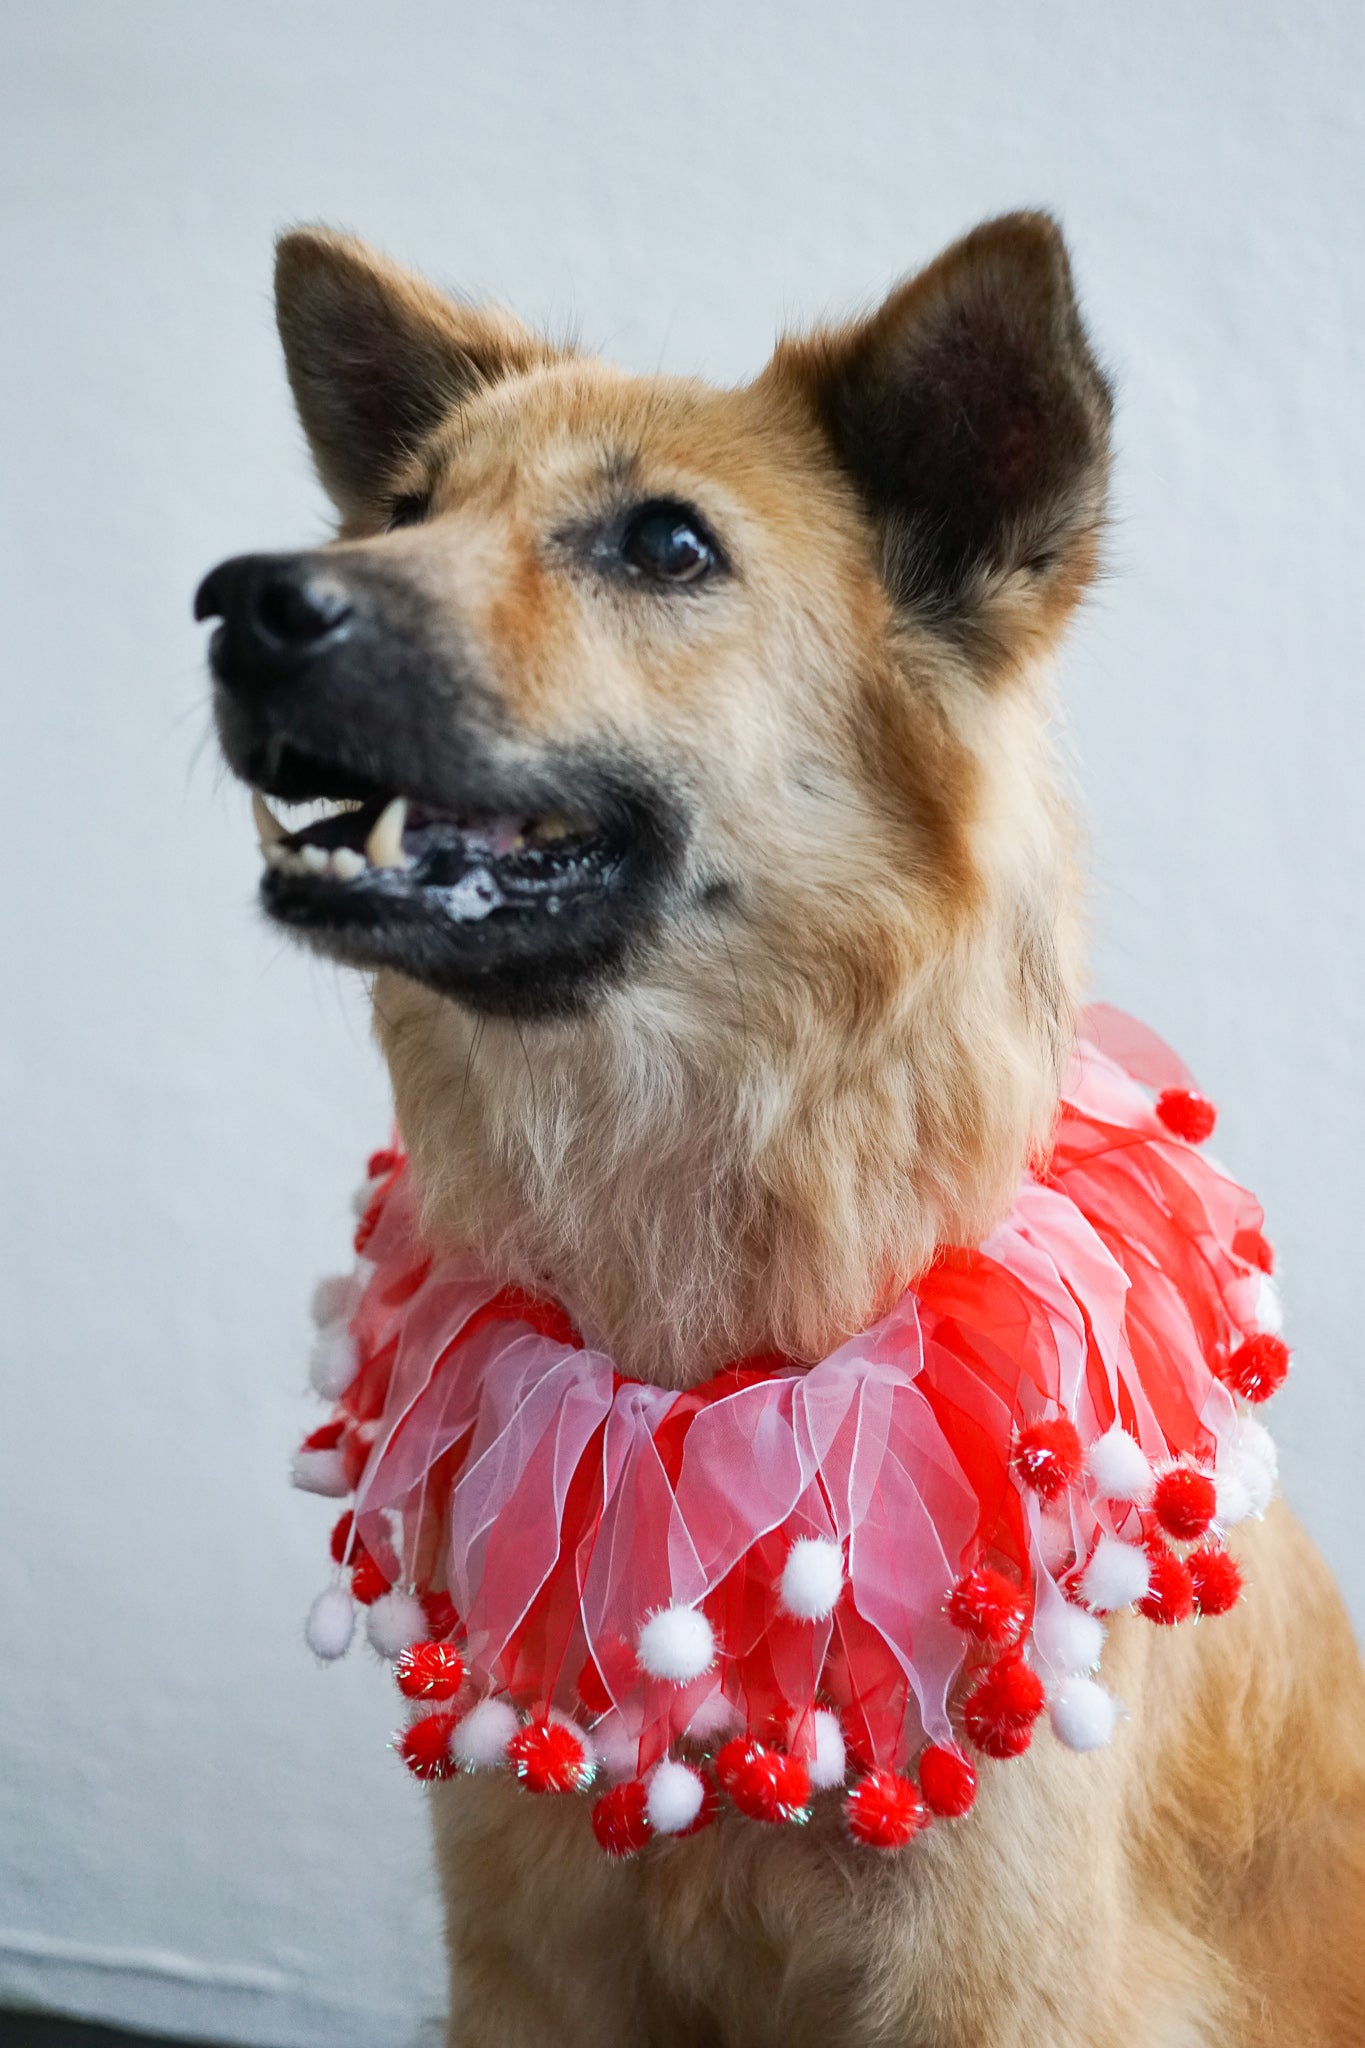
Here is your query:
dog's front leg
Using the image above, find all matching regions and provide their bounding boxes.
[435,1776,653,2048]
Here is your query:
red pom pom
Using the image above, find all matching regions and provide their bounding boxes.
[846,1770,927,1849]
[947,1566,1028,1646]
[1233,1227,1275,1275]
[302,1420,345,1452]
[714,1736,751,1796]
[507,1718,594,1794]
[397,1710,458,1782]
[395,1640,465,1702]
[962,1656,1046,1758]
[350,1551,393,1606]
[1137,1546,1195,1625]
[716,1740,811,1824]
[1152,1467,1218,1542]
[1013,1419,1083,1502]
[1188,1544,1244,1617]
[329,1510,355,1564]
[1220,1333,1290,1403]
[918,1744,978,1818]
[591,1779,654,1857]
[1156,1088,1217,1143]
[420,1590,460,1641]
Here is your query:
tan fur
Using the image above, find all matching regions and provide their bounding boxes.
[369,360,1078,1379]
[262,218,1365,2042]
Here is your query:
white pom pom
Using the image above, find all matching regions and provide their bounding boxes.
[305,1584,356,1660]
[1084,1426,1153,1505]
[1254,1272,1284,1335]
[1215,1471,1254,1527]
[1049,1676,1120,1751]
[646,1758,707,1835]
[290,1447,350,1497]
[778,1537,845,1621]
[308,1324,358,1400]
[1239,1458,1277,1521]
[1233,1412,1278,1477]
[808,1707,847,1789]
[1032,1597,1106,1678]
[1079,1536,1151,1613]
[310,1273,359,1328]
[452,1696,519,1770]
[1219,1415,1277,1521]
[365,1589,427,1660]
[636,1605,715,1684]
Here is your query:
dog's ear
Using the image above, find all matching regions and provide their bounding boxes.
[772,212,1112,663]
[274,227,555,520]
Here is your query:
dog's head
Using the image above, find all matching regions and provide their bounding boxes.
[201,213,1111,1371]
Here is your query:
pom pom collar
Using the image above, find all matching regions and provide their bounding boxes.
[291,1012,1283,1858]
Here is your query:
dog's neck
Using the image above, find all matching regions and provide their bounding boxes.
[376,932,1072,1389]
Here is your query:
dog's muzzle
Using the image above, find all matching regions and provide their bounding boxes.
[196,550,683,1018]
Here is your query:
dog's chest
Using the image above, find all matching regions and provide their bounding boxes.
[436,1747,1224,2048]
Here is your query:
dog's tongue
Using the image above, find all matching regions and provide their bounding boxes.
[450,816,529,859]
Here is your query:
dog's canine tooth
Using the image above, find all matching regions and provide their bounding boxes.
[252,791,286,848]
[331,847,366,881]
[366,797,409,870]
[263,841,287,869]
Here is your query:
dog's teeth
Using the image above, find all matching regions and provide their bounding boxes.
[277,850,308,876]
[331,847,366,881]
[263,841,287,869]
[300,844,328,874]
[252,792,286,848]
[537,815,574,842]
[366,797,409,870]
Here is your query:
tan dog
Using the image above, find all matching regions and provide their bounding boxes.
[201,213,1365,2045]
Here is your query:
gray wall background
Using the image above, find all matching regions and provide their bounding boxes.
[3,4,1362,2042]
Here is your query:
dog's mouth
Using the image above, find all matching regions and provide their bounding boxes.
[241,746,675,1017]
[255,789,620,919]
[199,549,687,1015]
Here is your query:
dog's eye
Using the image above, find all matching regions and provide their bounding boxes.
[619,502,718,585]
[385,493,429,532]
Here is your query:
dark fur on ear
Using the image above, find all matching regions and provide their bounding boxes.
[774,212,1112,660]
[274,227,556,520]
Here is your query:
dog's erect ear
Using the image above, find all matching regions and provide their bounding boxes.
[773,212,1112,659]
[274,228,555,519]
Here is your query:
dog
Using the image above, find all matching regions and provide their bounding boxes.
[200,212,1365,2046]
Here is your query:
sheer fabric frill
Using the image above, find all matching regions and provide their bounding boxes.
[293,1008,1287,1853]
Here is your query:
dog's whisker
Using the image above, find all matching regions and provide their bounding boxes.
[457,1017,485,1130]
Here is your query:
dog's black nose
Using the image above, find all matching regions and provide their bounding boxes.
[195,553,354,678]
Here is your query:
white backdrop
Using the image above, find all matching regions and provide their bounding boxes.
[3,4,1363,2042]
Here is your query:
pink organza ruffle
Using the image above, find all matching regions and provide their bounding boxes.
[305,1016,1277,1793]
